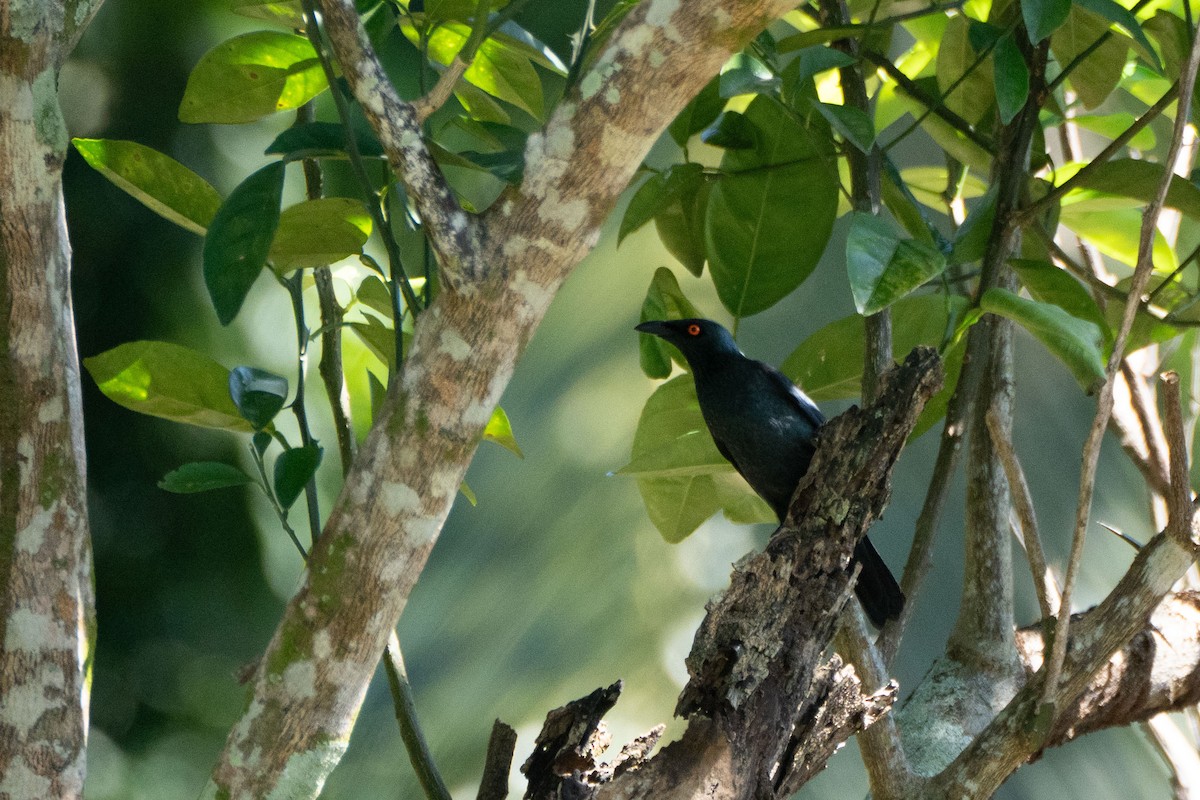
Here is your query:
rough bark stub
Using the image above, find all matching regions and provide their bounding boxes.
[0,2,99,797]
[524,350,943,800]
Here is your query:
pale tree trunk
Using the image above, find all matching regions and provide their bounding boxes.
[0,1,104,798]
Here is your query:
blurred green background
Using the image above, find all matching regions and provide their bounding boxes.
[63,1,1176,797]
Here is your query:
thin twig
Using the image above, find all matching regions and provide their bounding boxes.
[283,274,324,547]
[384,632,453,800]
[1040,25,1200,719]
[987,407,1058,620]
[1124,363,1172,490]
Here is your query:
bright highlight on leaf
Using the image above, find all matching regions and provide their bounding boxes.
[72,139,221,235]
[483,407,523,458]
[269,198,372,272]
[84,341,254,432]
[179,31,328,124]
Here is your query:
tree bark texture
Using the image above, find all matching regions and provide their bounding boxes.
[0,1,104,797]
[207,2,802,796]
[517,349,944,800]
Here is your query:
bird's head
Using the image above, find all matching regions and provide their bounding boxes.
[635,318,740,368]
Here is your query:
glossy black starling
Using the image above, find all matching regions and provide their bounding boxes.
[636,318,904,626]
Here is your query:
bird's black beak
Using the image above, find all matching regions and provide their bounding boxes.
[635,320,672,338]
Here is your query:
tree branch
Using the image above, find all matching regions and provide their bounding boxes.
[207,2,804,796]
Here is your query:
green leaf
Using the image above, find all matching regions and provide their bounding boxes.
[619,164,703,244]
[1072,0,1159,72]
[264,122,385,161]
[179,31,327,124]
[159,462,256,494]
[813,102,876,153]
[787,45,857,88]
[483,406,523,458]
[622,375,772,542]
[1009,259,1110,343]
[950,185,998,265]
[1022,0,1071,42]
[356,275,393,318]
[1050,6,1128,109]
[1144,11,1188,82]
[638,267,706,377]
[936,15,995,125]
[668,77,725,147]
[274,444,323,509]
[84,340,254,432]
[846,214,946,315]
[993,32,1030,124]
[203,162,285,325]
[705,95,837,318]
[1066,159,1200,220]
[350,314,396,370]
[229,366,288,430]
[1066,113,1155,150]
[1058,203,1176,272]
[230,0,305,27]
[980,288,1106,390]
[71,139,221,235]
[269,198,372,272]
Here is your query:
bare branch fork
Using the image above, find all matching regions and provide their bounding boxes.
[519,347,944,800]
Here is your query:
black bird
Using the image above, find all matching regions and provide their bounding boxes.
[636,317,904,626]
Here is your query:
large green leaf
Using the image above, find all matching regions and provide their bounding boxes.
[1050,5,1128,109]
[705,96,837,318]
[203,162,285,325]
[656,177,711,277]
[622,375,772,542]
[179,31,327,124]
[71,139,221,235]
[936,15,995,125]
[1022,0,1071,43]
[993,32,1030,124]
[84,341,254,432]
[269,198,372,272]
[1065,159,1200,220]
[1058,203,1176,272]
[981,288,1106,390]
[846,213,947,315]
[1072,0,1159,71]
[159,462,256,494]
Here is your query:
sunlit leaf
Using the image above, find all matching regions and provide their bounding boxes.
[72,139,221,235]
[269,198,372,271]
[84,341,254,432]
[230,0,305,27]
[1050,6,1128,109]
[179,31,327,124]
[483,406,523,458]
[936,15,995,125]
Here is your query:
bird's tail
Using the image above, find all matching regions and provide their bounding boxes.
[853,537,905,627]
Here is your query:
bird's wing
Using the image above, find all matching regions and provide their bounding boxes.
[757,361,826,429]
[710,431,747,477]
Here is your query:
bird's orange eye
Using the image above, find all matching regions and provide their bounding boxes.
[687,324,701,336]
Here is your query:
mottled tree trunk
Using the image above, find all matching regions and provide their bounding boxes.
[0,1,103,797]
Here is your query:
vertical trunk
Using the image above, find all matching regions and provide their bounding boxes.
[0,2,101,796]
